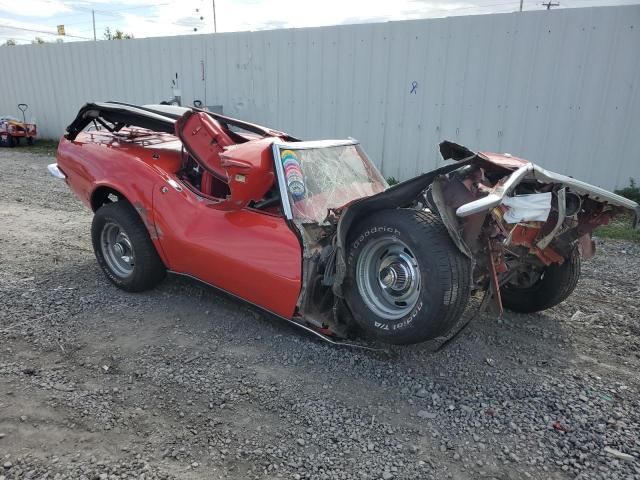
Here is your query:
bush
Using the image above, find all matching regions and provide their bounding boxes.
[386,176,399,186]
[615,178,640,204]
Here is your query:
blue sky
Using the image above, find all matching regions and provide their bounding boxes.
[1,0,638,44]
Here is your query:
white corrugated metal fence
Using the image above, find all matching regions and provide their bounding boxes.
[1,5,638,189]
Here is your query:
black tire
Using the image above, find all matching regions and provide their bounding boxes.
[344,209,471,345]
[27,137,34,146]
[501,247,581,313]
[6,135,15,147]
[91,201,166,292]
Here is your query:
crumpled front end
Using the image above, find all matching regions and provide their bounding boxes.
[280,139,639,339]
[430,141,639,312]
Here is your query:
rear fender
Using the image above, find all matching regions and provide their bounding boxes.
[57,138,170,267]
[89,182,170,267]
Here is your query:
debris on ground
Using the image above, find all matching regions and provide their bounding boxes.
[1,149,639,479]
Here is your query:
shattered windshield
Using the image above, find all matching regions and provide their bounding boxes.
[277,143,388,224]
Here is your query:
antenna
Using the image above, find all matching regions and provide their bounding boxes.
[542,1,559,9]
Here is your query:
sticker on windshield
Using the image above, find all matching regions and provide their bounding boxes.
[281,149,305,200]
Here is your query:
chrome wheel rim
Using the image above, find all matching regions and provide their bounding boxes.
[100,222,135,278]
[355,236,421,320]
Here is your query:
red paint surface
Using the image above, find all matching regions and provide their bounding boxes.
[176,111,235,181]
[57,127,302,319]
[220,137,277,208]
[479,151,529,170]
[153,189,301,317]
[508,224,564,266]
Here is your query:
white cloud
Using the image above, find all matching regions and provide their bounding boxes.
[113,0,499,36]
[0,18,85,43]
[0,0,71,17]
[3,0,639,44]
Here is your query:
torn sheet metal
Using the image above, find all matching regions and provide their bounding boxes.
[456,163,638,218]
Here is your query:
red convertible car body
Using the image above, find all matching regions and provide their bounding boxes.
[50,102,639,345]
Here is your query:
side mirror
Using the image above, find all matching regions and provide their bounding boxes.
[220,138,276,209]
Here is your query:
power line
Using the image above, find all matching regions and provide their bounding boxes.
[92,3,172,14]
[0,23,91,39]
[37,0,172,13]
[4,0,574,41]
[411,1,523,16]
[17,1,201,40]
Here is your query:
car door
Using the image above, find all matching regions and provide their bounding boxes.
[152,178,302,319]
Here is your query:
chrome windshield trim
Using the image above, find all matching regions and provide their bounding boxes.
[272,143,294,220]
[274,139,359,150]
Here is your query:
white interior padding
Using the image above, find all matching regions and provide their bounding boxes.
[502,192,552,223]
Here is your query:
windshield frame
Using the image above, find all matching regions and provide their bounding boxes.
[272,139,384,222]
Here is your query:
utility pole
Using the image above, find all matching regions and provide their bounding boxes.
[212,0,217,33]
[520,0,523,11]
[92,9,96,40]
[542,1,559,9]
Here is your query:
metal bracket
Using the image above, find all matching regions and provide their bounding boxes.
[537,187,566,249]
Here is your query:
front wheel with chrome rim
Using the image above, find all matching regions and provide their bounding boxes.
[344,209,471,345]
[92,201,166,292]
[356,237,421,320]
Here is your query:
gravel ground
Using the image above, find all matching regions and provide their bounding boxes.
[1,148,640,480]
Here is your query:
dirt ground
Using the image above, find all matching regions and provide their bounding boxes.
[1,148,639,480]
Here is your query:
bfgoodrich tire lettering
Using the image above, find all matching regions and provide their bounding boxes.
[91,201,166,292]
[344,209,471,345]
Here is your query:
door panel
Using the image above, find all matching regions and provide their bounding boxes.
[152,180,302,318]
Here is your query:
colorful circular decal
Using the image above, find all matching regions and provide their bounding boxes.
[288,180,305,197]
[281,149,305,200]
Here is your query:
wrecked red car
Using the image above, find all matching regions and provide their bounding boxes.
[49,102,639,345]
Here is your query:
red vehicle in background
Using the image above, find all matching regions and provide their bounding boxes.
[0,104,37,147]
[48,102,639,345]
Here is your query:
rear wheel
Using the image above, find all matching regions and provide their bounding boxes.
[501,247,581,313]
[91,201,166,292]
[27,137,34,146]
[5,135,15,147]
[344,209,471,345]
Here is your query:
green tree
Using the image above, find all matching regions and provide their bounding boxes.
[31,37,46,44]
[615,178,640,204]
[3,39,16,46]
[104,27,134,40]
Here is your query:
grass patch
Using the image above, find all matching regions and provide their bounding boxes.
[14,139,59,156]
[595,214,640,242]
